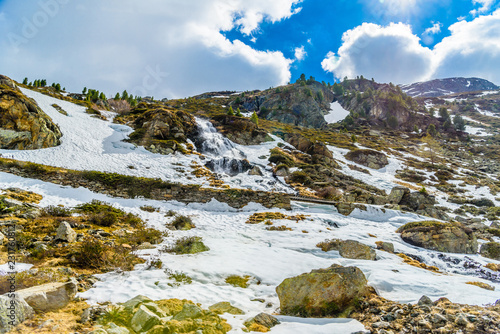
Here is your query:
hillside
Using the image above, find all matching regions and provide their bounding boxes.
[1,75,500,334]
[401,77,499,98]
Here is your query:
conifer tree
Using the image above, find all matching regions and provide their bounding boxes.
[82,87,87,94]
[227,106,234,116]
[250,111,259,126]
[236,108,242,117]
[22,78,28,85]
[114,93,120,100]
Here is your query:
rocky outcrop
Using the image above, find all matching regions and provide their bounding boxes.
[387,186,410,204]
[0,294,34,333]
[397,221,478,254]
[276,265,369,317]
[345,149,388,169]
[211,114,271,145]
[480,242,500,260]
[0,75,62,150]
[16,278,77,313]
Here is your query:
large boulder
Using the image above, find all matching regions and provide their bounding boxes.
[345,149,389,169]
[0,294,34,333]
[318,239,376,260]
[480,242,500,260]
[397,221,477,254]
[0,75,62,150]
[387,186,410,204]
[16,278,77,313]
[400,191,436,211]
[276,265,369,317]
[55,221,77,243]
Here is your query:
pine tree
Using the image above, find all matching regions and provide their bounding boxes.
[413,125,419,133]
[453,115,466,132]
[82,87,87,94]
[99,92,106,100]
[236,108,242,117]
[22,78,28,85]
[114,93,120,100]
[40,79,47,87]
[427,124,437,137]
[227,106,234,116]
[55,83,61,92]
[250,111,259,126]
[439,107,450,121]
[122,90,129,100]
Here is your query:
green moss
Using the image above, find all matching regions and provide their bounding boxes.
[225,275,250,288]
[396,221,449,233]
[162,236,209,255]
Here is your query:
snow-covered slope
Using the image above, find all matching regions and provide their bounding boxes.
[401,77,499,98]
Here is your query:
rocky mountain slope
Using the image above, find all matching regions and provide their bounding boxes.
[401,77,499,98]
[1,75,500,334]
[0,75,62,150]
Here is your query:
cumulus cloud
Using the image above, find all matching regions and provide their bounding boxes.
[322,10,500,85]
[421,22,442,45]
[433,9,500,83]
[470,0,495,16]
[0,0,301,98]
[294,46,306,61]
[321,23,434,84]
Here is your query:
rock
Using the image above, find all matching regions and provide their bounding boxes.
[130,305,162,333]
[387,187,410,204]
[400,191,436,211]
[16,278,77,313]
[275,165,289,177]
[375,241,395,253]
[431,313,447,325]
[417,295,433,306]
[276,265,369,317]
[121,295,153,312]
[397,221,477,254]
[0,76,62,150]
[0,232,4,245]
[81,305,108,324]
[470,198,495,207]
[208,301,245,315]
[244,313,280,331]
[248,166,263,176]
[105,322,130,334]
[205,158,252,176]
[55,221,77,243]
[480,242,500,260]
[345,149,389,169]
[173,303,203,321]
[338,240,376,260]
[0,294,35,333]
[455,314,469,326]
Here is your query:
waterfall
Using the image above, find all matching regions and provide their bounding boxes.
[194,118,251,175]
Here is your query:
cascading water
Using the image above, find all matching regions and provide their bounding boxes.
[193,118,251,175]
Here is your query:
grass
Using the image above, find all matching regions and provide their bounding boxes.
[41,205,73,217]
[161,236,209,255]
[73,238,142,271]
[396,221,449,233]
[466,281,495,291]
[170,215,195,230]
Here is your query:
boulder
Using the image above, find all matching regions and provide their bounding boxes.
[345,149,389,170]
[375,241,395,253]
[399,191,436,211]
[130,305,161,333]
[248,166,263,176]
[387,187,410,204]
[244,313,280,332]
[0,75,62,150]
[16,278,77,313]
[276,265,369,317]
[0,232,4,245]
[480,242,500,261]
[0,294,34,333]
[397,221,477,254]
[173,303,203,321]
[205,158,252,176]
[208,301,244,315]
[55,221,77,243]
[338,240,376,260]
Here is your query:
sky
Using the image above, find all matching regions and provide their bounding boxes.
[0,0,499,99]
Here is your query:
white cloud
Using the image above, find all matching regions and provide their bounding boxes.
[433,9,500,83]
[470,0,495,16]
[321,22,434,84]
[421,22,442,45]
[0,0,301,98]
[294,46,306,61]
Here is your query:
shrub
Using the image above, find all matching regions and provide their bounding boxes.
[171,215,195,230]
[88,212,119,227]
[316,186,341,200]
[140,205,159,212]
[124,227,165,246]
[74,238,139,271]
[41,205,72,217]
[162,236,209,254]
[165,210,177,217]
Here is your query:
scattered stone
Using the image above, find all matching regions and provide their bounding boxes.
[276,265,369,317]
[55,221,77,243]
[387,186,410,205]
[244,313,280,332]
[480,242,500,260]
[417,295,433,306]
[173,303,203,321]
[130,305,161,333]
[338,240,376,260]
[248,166,263,176]
[0,232,4,245]
[375,241,395,253]
[16,278,77,313]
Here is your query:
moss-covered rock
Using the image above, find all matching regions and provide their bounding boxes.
[345,149,389,169]
[0,75,62,150]
[480,242,500,260]
[397,221,477,254]
[276,264,369,317]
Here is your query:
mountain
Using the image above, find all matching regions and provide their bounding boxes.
[401,77,499,98]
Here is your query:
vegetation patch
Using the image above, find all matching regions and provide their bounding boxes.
[397,253,440,272]
[162,236,209,254]
[245,212,307,224]
[170,215,196,230]
[466,281,495,291]
[225,275,251,288]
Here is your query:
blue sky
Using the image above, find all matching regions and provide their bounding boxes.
[0,0,499,98]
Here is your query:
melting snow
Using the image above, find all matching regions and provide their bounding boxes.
[324,102,350,124]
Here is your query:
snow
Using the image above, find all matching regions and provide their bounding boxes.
[324,102,350,124]
[1,87,500,333]
[465,125,490,137]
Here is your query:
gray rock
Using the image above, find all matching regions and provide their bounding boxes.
[105,322,130,334]
[130,305,161,333]
[372,321,391,329]
[173,303,203,321]
[248,166,263,176]
[418,295,433,306]
[121,295,153,312]
[244,313,280,329]
[55,221,77,243]
[338,240,376,260]
[0,232,4,245]
[387,187,410,204]
[0,294,35,333]
[16,278,77,313]
[431,313,447,325]
[480,242,500,260]
[208,301,245,315]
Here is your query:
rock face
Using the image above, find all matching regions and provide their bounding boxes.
[480,242,500,260]
[387,186,410,204]
[397,221,478,254]
[0,294,35,333]
[401,77,499,98]
[0,75,62,150]
[16,278,77,313]
[55,221,77,242]
[276,265,369,317]
[205,157,252,176]
[345,149,389,169]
